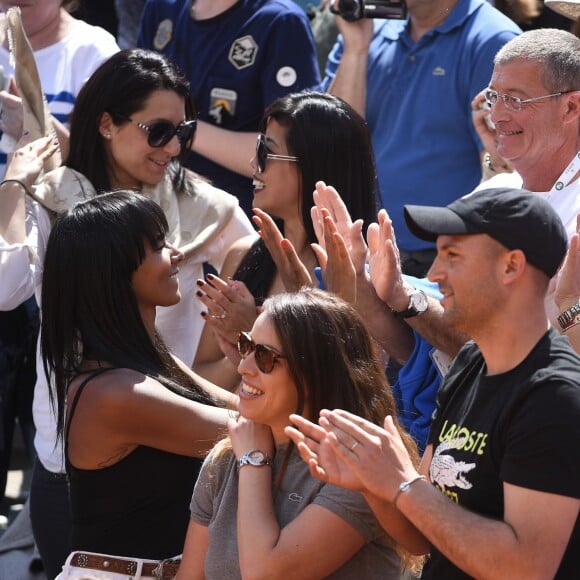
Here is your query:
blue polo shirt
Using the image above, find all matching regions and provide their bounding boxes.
[323,0,520,251]
[139,0,320,215]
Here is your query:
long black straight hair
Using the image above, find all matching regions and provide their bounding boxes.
[41,191,216,442]
[235,91,379,304]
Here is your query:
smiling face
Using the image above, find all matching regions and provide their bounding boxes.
[428,234,508,335]
[488,59,575,180]
[237,312,300,443]
[99,89,186,190]
[251,118,301,220]
[131,237,183,327]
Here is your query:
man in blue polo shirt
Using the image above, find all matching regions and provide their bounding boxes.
[323,0,520,276]
[139,0,320,215]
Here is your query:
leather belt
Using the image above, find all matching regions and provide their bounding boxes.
[70,552,180,579]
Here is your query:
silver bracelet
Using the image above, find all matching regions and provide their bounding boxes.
[392,475,427,508]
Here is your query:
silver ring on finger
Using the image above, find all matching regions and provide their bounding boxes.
[211,310,227,320]
[350,441,359,452]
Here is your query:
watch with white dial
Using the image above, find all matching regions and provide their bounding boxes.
[392,289,428,319]
[238,450,272,469]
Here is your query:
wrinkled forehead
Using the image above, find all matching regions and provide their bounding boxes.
[490,59,548,94]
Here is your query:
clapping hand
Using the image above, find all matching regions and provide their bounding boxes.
[196,273,259,349]
[253,207,313,291]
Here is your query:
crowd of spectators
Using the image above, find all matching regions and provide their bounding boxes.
[0,0,578,578]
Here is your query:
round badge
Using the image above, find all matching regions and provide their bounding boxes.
[555,181,564,191]
[276,66,297,88]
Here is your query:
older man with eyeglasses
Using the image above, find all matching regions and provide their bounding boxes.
[473,29,580,238]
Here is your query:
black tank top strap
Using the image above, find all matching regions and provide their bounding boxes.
[65,367,118,443]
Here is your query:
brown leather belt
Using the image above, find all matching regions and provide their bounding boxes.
[70,552,180,578]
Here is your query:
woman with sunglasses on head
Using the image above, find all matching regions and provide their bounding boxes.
[193,91,378,390]
[41,190,235,578]
[0,48,252,577]
[178,288,423,579]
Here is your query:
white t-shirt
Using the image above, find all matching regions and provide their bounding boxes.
[0,18,119,176]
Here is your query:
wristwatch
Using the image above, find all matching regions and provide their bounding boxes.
[557,302,580,331]
[392,289,428,319]
[238,450,272,469]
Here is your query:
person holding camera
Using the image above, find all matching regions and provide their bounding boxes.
[323,0,520,277]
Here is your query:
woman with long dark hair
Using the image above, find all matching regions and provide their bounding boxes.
[178,288,422,579]
[42,191,234,579]
[194,91,378,390]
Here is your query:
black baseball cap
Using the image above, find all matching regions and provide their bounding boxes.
[404,187,568,279]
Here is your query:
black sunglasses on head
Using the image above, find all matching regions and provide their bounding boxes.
[238,331,286,374]
[116,113,197,149]
[255,133,298,174]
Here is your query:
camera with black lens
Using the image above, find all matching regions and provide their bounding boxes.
[333,0,407,21]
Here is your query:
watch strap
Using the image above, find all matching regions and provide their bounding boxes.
[391,289,427,319]
[557,303,580,331]
[238,450,272,468]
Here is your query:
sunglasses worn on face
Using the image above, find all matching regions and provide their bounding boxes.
[117,114,197,149]
[256,133,299,174]
[238,331,286,374]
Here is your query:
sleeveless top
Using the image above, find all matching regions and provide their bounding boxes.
[66,368,202,559]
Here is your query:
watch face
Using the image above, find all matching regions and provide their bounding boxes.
[248,450,267,464]
[411,290,428,312]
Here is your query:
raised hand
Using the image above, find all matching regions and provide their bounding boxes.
[312,181,368,276]
[253,207,312,291]
[471,90,513,175]
[197,273,259,345]
[312,210,356,303]
[367,209,410,311]
[5,134,59,188]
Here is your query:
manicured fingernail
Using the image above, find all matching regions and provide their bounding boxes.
[196,290,203,297]
[196,279,204,286]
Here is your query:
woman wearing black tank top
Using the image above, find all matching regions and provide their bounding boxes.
[41,191,236,578]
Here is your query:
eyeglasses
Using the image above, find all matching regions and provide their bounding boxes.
[238,331,286,374]
[117,114,197,149]
[484,88,576,112]
[256,133,298,174]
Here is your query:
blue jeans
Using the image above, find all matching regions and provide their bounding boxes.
[29,459,71,579]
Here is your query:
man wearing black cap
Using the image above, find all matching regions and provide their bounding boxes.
[287,187,580,579]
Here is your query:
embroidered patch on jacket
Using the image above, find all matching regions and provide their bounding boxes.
[209,88,237,125]
[276,66,297,87]
[153,19,173,50]
[229,35,258,70]
[432,66,446,76]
